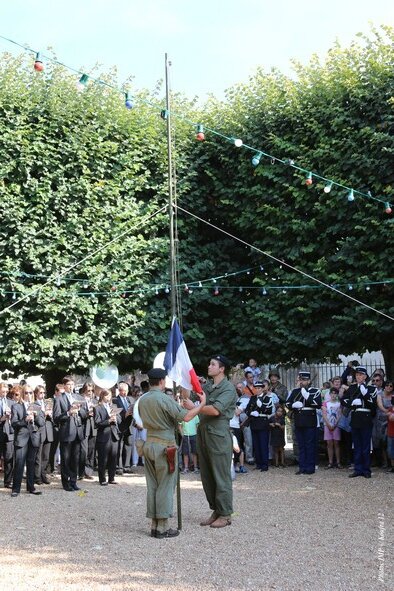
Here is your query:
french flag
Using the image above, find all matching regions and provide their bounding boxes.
[164,317,203,394]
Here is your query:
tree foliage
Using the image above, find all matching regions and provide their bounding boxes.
[175,26,394,373]
[0,26,393,379]
[0,54,196,376]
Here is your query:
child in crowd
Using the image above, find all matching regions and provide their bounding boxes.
[269,406,286,467]
[231,434,241,480]
[322,387,342,468]
[181,414,199,474]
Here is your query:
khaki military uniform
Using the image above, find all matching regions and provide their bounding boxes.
[197,378,237,517]
[138,388,187,519]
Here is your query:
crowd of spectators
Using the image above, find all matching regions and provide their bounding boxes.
[1,359,393,497]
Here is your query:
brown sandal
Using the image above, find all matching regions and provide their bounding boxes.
[200,512,218,526]
[210,516,232,528]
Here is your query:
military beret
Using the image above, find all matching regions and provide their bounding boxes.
[355,366,368,376]
[211,354,231,368]
[147,368,167,380]
[298,371,311,380]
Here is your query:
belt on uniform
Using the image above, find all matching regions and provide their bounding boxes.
[354,408,370,412]
[257,414,269,417]
[146,436,176,446]
[301,407,315,411]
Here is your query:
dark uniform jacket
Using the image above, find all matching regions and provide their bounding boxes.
[340,382,377,428]
[0,398,14,442]
[83,402,98,439]
[286,387,322,428]
[246,394,276,431]
[115,395,134,434]
[53,393,87,442]
[35,402,54,444]
[11,403,45,448]
[94,405,121,443]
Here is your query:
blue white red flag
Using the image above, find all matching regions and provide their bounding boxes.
[164,317,203,394]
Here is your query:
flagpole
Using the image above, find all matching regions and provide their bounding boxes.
[165,53,182,531]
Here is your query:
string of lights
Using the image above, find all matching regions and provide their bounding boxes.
[1,279,392,301]
[0,33,391,212]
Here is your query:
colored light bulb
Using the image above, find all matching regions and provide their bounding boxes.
[305,172,313,186]
[214,287,219,296]
[125,92,133,109]
[77,74,89,91]
[196,124,205,141]
[252,152,262,167]
[384,202,392,214]
[34,52,44,72]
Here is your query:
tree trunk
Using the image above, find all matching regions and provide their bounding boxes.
[381,338,394,380]
[43,368,65,398]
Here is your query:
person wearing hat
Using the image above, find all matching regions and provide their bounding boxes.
[245,380,276,471]
[268,369,288,405]
[286,371,322,475]
[197,355,237,529]
[138,368,206,538]
[340,366,377,478]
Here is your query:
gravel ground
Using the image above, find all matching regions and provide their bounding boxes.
[0,464,392,591]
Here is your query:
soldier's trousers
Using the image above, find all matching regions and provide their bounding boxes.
[197,424,233,516]
[144,441,177,519]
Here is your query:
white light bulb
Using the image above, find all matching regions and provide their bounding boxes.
[234,138,243,148]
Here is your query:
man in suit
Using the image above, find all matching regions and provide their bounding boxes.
[79,382,97,480]
[34,385,54,485]
[115,381,134,474]
[49,383,64,473]
[0,381,14,489]
[53,376,87,491]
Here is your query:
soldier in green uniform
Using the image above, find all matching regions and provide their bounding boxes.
[138,368,206,539]
[197,355,237,529]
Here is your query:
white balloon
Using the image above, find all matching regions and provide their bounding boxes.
[89,365,119,389]
[153,351,166,369]
[153,352,172,388]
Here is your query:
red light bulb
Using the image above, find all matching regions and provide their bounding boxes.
[196,124,205,141]
[34,52,44,72]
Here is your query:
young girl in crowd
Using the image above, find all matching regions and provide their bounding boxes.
[269,406,286,467]
[322,387,342,468]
